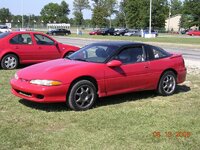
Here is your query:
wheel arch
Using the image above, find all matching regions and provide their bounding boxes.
[1,52,20,63]
[66,76,98,100]
[157,68,178,89]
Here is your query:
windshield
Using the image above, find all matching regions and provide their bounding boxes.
[68,44,119,63]
[0,32,10,39]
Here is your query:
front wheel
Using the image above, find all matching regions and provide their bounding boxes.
[157,71,177,96]
[1,54,19,70]
[67,80,97,111]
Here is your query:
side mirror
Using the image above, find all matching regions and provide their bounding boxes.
[107,60,122,67]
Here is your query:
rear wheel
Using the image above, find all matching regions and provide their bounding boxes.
[1,54,19,70]
[157,71,176,96]
[67,80,97,111]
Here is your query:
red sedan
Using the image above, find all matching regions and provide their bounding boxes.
[10,41,186,111]
[0,31,79,69]
[187,30,200,36]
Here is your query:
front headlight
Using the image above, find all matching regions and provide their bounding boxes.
[30,80,62,86]
[14,73,19,80]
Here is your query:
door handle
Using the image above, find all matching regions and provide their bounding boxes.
[15,46,19,49]
[38,47,42,49]
[144,66,149,69]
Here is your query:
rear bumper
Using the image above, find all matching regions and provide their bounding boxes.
[177,68,187,84]
[10,78,70,103]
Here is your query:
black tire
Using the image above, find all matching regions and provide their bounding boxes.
[67,80,97,111]
[1,54,19,70]
[157,71,177,96]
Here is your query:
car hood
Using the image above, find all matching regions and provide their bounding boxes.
[17,59,97,82]
[59,43,80,51]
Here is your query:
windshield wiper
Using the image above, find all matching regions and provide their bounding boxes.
[73,58,87,62]
[65,56,71,60]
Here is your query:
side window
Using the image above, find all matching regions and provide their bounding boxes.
[148,46,169,60]
[84,46,109,61]
[116,46,146,64]
[34,34,54,45]
[10,34,32,45]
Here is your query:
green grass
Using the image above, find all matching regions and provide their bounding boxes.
[0,69,200,150]
[68,34,200,45]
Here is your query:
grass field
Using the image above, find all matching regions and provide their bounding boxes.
[67,33,200,45]
[0,69,200,150]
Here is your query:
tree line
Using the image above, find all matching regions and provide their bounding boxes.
[0,0,199,30]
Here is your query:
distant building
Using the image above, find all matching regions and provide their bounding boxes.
[165,14,181,32]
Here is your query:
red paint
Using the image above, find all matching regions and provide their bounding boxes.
[187,30,200,36]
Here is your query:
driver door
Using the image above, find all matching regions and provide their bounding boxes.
[104,45,152,96]
[33,34,61,61]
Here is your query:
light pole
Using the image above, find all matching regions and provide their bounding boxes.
[21,0,24,28]
[168,0,171,32]
[149,0,152,34]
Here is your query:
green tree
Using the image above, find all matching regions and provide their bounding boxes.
[114,1,127,28]
[124,0,168,29]
[73,0,90,26]
[151,0,168,29]
[170,0,183,16]
[180,15,193,29]
[74,11,84,26]
[91,0,109,28]
[0,8,12,23]
[183,0,200,28]
[105,0,118,27]
[124,0,147,28]
[40,1,70,23]
[60,1,70,23]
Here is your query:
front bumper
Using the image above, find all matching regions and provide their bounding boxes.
[10,78,70,103]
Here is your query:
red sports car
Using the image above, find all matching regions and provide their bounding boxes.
[0,31,79,69]
[186,30,200,36]
[89,30,101,35]
[10,41,186,111]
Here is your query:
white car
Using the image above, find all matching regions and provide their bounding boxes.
[0,25,12,33]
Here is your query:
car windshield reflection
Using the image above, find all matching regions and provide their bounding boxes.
[68,44,118,63]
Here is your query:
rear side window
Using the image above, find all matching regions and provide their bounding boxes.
[0,32,10,39]
[10,34,32,44]
[116,46,146,64]
[34,34,54,45]
[148,45,171,60]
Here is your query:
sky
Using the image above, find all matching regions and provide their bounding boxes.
[0,0,92,19]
